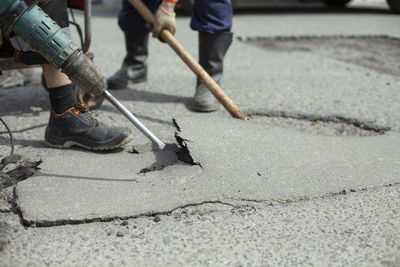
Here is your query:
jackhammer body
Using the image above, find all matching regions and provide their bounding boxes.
[0,0,165,149]
[0,0,105,96]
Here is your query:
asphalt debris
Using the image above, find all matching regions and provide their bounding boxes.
[0,154,42,190]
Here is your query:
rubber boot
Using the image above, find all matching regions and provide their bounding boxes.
[107,33,149,89]
[193,31,233,112]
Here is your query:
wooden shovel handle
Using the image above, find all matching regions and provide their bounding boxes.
[128,0,246,119]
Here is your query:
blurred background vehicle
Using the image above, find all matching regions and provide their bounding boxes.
[178,0,399,14]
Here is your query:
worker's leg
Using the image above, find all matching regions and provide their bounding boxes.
[191,0,233,112]
[9,0,133,150]
[41,64,133,150]
[107,0,160,89]
[42,64,75,114]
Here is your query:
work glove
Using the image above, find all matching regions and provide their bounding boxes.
[151,5,176,40]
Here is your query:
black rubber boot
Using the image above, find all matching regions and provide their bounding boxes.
[45,103,133,150]
[107,33,149,89]
[194,31,233,112]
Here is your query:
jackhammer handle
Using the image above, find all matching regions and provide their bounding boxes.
[128,0,246,120]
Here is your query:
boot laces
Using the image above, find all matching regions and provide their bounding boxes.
[73,103,97,125]
[73,103,88,116]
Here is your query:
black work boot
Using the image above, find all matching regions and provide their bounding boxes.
[194,31,233,112]
[45,103,133,150]
[107,33,149,89]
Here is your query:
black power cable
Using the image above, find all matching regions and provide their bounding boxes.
[0,117,14,171]
[69,8,84,49]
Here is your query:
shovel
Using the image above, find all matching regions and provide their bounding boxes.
[128,0,246,120]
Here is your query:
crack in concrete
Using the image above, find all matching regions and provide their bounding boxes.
[16,200,236,228]
[227,183,400,206]
[173,119,202,168]
[11,186,27,228]
[172,118,181,132]
[12,182,399,228]
[246,110,389,134]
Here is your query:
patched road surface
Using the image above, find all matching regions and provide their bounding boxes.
[1,1,400,265]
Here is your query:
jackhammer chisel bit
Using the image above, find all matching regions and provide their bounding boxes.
[103,91,165,150]
[0,0,165,150]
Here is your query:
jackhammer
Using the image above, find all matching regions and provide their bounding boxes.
[0,0,165,150]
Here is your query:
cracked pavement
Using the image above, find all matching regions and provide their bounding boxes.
[1,1,400,265]
[15,116,400,225]
[1,183,400,266]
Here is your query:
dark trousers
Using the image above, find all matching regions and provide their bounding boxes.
[118,0,233,35]
[39,0,69,27]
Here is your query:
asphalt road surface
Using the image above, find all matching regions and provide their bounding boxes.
[0,1,399,266]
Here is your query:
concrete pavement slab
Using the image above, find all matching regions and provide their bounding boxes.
[16,117,400,225]
[4,184,400,266]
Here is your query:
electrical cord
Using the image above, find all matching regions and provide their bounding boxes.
[69,8,84,49]
[0,117,14,171]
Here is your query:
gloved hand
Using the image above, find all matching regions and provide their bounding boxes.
[151,5,176,40]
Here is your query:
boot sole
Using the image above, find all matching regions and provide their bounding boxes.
[108,77,147,90]
[193,103,221,112]
[44,134,133,151]
[129,76,147,84]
